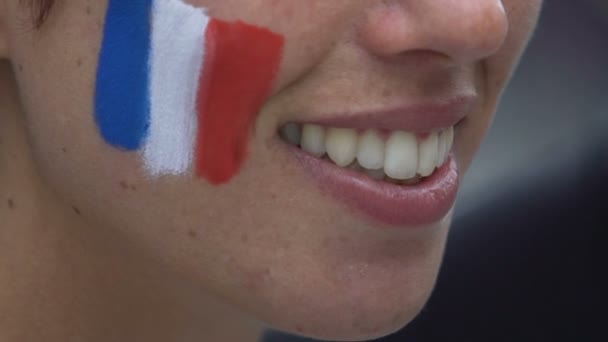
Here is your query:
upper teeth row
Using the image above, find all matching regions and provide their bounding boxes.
[281,124,454,180]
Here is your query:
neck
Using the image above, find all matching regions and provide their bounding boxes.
[0,61,263,342]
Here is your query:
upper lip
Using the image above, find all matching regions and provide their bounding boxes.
[299,94,476,133]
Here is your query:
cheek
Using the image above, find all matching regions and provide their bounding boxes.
[194,20,283,184]
[453,1,541,174]
[95,0,284,185]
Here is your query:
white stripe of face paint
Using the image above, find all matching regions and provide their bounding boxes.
[143,0,209,176]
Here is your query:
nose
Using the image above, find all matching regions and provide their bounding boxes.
[358,0,509,64]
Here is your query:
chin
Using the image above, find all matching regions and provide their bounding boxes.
[265,276,435,341]
[248,224,448,342]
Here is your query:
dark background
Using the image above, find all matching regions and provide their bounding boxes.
[264,0,608,341]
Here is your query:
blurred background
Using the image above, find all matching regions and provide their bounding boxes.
[265,0,607,341]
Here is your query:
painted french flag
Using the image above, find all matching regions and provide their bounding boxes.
[95,0,283,184]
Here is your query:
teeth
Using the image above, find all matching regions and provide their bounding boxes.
[280,123,455,182]
[301,124,327,157]
[417,133,439,177]
[280,123,301,146]
[436,131,447,167]
[384,131,418,180]
[325,128,358,167]
[357,130,384,170]
[436,127,454,167]
[445,126,454,161]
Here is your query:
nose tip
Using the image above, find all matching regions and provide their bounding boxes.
[358,0,509,64]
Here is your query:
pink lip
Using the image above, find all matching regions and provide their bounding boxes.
[280,95,469,227]
[301,95,475,133]
[292,147,459,227]
[282,95,469,227]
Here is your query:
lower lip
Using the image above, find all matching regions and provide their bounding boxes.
[289,146,459,227]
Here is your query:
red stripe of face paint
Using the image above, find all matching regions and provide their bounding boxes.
[196,19,284,184]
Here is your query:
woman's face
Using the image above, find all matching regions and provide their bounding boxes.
[2,0,541,340]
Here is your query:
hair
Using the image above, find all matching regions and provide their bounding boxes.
[24,0,55,28]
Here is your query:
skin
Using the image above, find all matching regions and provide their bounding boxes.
[0,0,542,341]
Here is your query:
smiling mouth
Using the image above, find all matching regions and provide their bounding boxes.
[279,124,454,185]
[274,96,472,227]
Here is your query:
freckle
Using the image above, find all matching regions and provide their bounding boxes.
[18,64,23,72]
[72,206,81,216]
[295,325,304,334]
[130,184,137,191]
[7,198,15,209]
[188,230,198,238]
[76,58,83,67]
[241,233,249,243]
[61,147,67,153]
[86,6,92,15]
[119,181,129,190]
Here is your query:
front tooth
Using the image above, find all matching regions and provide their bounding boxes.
[357,130,384,170]
[325,128,358,167]
[280,123,301,146]
[417,132,439,177]
[436,129,448,167]
[301,124,326,157]
[384,131,418,180]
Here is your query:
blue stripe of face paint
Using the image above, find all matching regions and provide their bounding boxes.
[95,0,153,150]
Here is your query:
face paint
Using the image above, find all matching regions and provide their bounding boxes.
[95,0,152,150]
[196,20,284,184]
[95,0,284,184]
